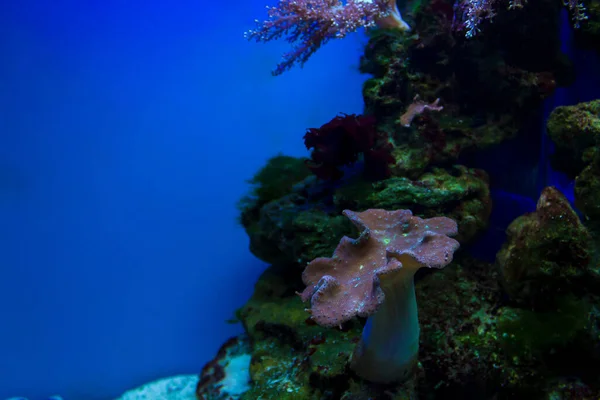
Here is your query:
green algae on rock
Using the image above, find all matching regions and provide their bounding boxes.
[239,165,490,268]
[575,151,600,221]
[547,99,600,177]
[235,265,363,399]
[337,166,491,243]
[237,154,312,213]
[496,186,594,309]
[546,99,600,223]
[359,0,567,178]
[200,250,600,399]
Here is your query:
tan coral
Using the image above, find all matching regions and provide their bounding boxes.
[300,208,460,383]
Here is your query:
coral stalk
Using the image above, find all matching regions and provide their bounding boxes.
[350,265,420,382]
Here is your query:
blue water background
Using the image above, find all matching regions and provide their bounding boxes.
[0,1,369,398]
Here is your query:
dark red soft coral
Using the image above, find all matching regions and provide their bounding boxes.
[303,113,394,180]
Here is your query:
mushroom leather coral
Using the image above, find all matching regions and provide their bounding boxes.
[300,209,460,383]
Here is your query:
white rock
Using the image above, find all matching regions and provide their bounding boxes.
[116,374,198,400]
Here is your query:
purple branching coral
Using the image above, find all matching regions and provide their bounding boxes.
[245,0,410,75]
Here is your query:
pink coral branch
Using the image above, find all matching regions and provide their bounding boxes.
[399,95,444,127]
[245,0,410,75]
